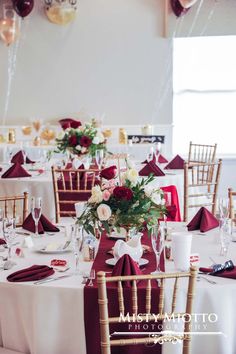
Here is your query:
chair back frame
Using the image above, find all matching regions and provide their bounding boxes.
[0,192,28,226]
[188,142,217,165]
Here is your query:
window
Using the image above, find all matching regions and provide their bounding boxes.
[173,36,236,155]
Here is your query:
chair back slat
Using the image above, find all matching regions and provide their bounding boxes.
[117,281,125,315]
[132,280,138,316]
[158,278,165,315]
[145,279,151,314]
[171,276,179,313]
[188,142,217,164]
[0,192,28,226]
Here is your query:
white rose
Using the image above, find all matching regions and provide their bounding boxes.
[92,137,100,145]
[127,168,138,184]
[81,147,87,153]
[96,131,105,143]
[126,159,135,169]
[76,145,82,151]
[88,186,103,203]
[151,191,162,205]
[97,204,112,221]
[144,185,153,198]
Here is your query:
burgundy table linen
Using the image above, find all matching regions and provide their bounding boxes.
[160,185,182,222]
[164,155,185,169]
[22,213,60,234]
[84,232,164,354]
[1,163,31,178]
[7,265,54,282]
[187,207,219,233]
[11,150,35,164]
[139,161,165,177]
[199,266,236,280]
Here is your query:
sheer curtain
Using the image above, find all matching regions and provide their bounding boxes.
[173,36,236,155]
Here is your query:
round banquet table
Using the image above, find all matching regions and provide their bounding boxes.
[0,222,235,354]
[0,165,187,222]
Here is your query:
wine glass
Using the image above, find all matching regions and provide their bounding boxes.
[71,225,84,273]
[163,191,172,237]
[88,269,95,286]
[151,225,164,274]
[218,198,229,231]
[155,142,162,162]
[146,146,155,162]
[220,218,232,256]
[95,149,104,170]
[3,218,16,259]
[31,197,42,237]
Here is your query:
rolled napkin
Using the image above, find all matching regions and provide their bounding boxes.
[139,161,165,177]
[11,150,35,164]
[7,265,55,282]
[0,238,6,245]
[1,163,31,178]
[199,266,236,279]
[187,207,219,233]
[164,154,185,169]
[100,165,117,180]
[112,254,142,287]
[22,213,60,234]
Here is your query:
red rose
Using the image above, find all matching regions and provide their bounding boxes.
[70,120,82,129]
[113,186,133,201]
[80,135,92,148]
[61,122,71,130]
[68,135,77,146]
[100,165,117,180]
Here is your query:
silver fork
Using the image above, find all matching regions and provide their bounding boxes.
[197,275,217,285]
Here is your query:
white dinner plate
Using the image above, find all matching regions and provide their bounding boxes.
[105,257,148,267]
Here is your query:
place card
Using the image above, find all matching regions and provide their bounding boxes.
[22,236,34,249]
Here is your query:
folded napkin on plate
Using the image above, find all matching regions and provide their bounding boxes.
[187,207,219,233]
[7,265,54,282]
[22,213,60,234]
[141,155,156,164]
[164,154,185,169]
[100,165,117,180]
[139,161,165,177]
[11,150,35,164]
[1,163,31,178]
[158,154,168,164]
[112,254,142,287]
[0,238,6,245]
[199,266,236,279]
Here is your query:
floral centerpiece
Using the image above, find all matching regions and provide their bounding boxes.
[55,120,106,157]
[77,167,167,237]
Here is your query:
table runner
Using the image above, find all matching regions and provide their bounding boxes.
[84,232,164,354]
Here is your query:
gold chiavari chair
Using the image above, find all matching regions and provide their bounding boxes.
[104,153,128,185]
[228,188,236,222]
[183,159,222,222]
[97,266,198,354]
[51,166,101,223]
[188,142,217,165]
[0,192,28,227]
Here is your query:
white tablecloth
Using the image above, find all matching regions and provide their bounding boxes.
[0,224,235,354]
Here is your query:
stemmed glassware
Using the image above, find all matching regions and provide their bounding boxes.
[3,218,16,259]
[151,225,164,274]
[147,146,155,162]
[155,142,162,163]
[88,269,95,286]
[218,198,231,256]
[71,225,84,273]
[95,149,104,170]
[31,197,42,237]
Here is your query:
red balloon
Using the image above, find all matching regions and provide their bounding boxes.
[13,0,34,18]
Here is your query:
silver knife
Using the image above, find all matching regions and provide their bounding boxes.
[16,231,31,236]
[34,273,74,285]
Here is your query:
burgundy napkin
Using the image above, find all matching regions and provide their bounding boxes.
[158,154,168,163]
[100,165,117,180]
[199,266,236,280]
[112,254,142,287]
[139,161,165,177]
[1,163,31,178]
[11,150,35,164]
[142,155,156,164]
[7,265,55,282]
[0,238,6,245]
[164,154,185,169]
[187,207,219,233]
[22,213,60,234]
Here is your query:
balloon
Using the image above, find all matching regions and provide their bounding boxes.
[0,18,19,46]
[13,0,34,18]
[45,4,77,25]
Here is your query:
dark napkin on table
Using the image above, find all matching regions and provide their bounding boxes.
[158,154,168,164]
[11,150,35,164]
[199,266,236,279]
[112,254,142,287]
[187,207,219,233]
[0,238,6,245]
[22,213,60,234]
[139,161,165,177]
[7,265,55,282]
[100,165,117,180]
[141,155,156,164]
[1,163,31,178]
[164,154,185,169]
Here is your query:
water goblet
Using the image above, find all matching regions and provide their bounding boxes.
[151,225,164,274]
[71,225,84,273]
[147,146,155,162]
[220,218,232,256]
[31,197,42,237]
[88,269,95,286]
[3,218,16,260]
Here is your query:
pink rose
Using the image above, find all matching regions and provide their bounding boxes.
[103,190,111,201]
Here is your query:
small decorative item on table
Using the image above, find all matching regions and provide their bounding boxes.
[8,129,16,144]
[40,125,56,145]
[32,119,42,133]
[55,119,106,158]
[22,126,32,136]
[141,124,153,135]
[77,166,167,241]
[33,136,41,146]
[119,128,127,144]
